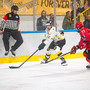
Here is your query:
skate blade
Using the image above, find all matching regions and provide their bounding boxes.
[38,58,45,64]
[61,63,68,66]
[9,52,15,57]
[86,65,90,69]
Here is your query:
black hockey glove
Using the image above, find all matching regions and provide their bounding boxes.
[83,40,88,43]
[38,43,46,50]
[74,45,80,50]
[70,45,80,54]
[42,39,46,43]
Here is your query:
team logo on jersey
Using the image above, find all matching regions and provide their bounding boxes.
[9,14,12,18]
[16,16,18,18]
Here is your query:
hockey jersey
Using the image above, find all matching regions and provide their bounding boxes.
[44,27,65,45]
[0,12,20,30]
[78,28,90,50]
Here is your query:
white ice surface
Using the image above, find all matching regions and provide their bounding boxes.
[0,58,90,90]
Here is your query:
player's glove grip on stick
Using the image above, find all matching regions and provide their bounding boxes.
[70,45,79,54]
[38,43,46,50]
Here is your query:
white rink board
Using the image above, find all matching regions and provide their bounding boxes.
[0,32,83,57]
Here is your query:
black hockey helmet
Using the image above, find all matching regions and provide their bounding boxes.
[11,5,19,11]
[46,21,51,26]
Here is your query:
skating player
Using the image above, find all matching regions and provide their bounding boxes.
[38,21,67,66]
[0,5,23,56]
[70,22,90,68]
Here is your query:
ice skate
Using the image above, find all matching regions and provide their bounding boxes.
[10,49,16,56]
[86,63,90,69]
[5,51,9,56]
[39,58,48,64]
[59,55,68,66]
[61,60,68,66]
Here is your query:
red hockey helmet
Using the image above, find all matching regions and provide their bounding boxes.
[76,22,84,29]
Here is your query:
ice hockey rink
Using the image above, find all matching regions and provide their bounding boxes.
[0,58,90,90]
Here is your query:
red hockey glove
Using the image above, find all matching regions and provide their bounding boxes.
[70,45,79,54]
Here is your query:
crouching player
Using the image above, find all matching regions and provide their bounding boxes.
[70,22,90,68]
[38,22,67,66]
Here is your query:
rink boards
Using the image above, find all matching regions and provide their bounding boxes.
[0,32,85,64]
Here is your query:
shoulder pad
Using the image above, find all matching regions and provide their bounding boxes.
[6,13,11,15]
[87,29,90,33]
[80,28,86,33]
[6,13,12,18]
[49,27,56,34]
[80,28,87,36]
[51,27,56,30]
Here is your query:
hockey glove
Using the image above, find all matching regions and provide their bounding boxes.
[83,40,88,43]
[70,45,79,54]
[38,43,46,50]
[42,39,46,43]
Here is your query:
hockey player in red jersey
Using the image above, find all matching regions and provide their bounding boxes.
[70,22,90,68]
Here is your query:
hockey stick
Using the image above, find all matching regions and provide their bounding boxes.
[9,49,39,69]
[47,49,78,63]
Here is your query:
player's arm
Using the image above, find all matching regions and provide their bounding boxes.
[17,15,20,31]
[38,34,55,50]
[79,28,90,42]
[44,27,56,45]
[0,15,7,32]
[71,28,88,53]
[84,30,90,42]
[70,38,87,54]
[70,45,80,54]
[38,29,56,50]
[44,34,55,45]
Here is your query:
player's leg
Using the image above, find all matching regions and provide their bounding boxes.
[39,41,55,63]
[40,48,51,63]
[83,49,87,58]
[54,46,67,66]
[85,50,90,68]
[56,39,66,50]
[2,29,11,55]
[55,39,67,65]
[11,31,23,56]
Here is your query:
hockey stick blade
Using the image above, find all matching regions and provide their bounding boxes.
[9,49,39,69]
[9,66,20,69]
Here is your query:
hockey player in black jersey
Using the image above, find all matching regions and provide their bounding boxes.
[0,5,23,56]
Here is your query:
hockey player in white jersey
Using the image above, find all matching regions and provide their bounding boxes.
[38,21,67,66]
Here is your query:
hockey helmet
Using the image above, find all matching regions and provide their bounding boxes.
[76,22,84,29]
[11,5,19,11]
[46,21,51,26]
